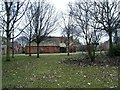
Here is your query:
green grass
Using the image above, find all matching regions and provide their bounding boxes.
[2,54,119,88]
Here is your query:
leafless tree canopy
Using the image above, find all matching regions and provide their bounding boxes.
[67,0,120,59]
[30,0,58,58]
[67,0,107,62]
[61,12,76,56]
[0,0,30,61]
[93,0,120,54]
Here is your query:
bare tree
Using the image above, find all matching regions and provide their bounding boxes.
[22,4,35,56]
[61,12,75,56]
[69,1,102,62]
[31,0,58,58]
[0,0,31,61]
[15,36,28,53]
[11,4,15,58]
[93,0,120,56]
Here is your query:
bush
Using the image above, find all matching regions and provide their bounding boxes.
[22,50,25,54]
[108,44,120,56]
[112,45,120,56]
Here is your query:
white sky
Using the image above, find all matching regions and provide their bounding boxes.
[0,0,110,43]
[49,0,109,43]
[49,0,74,37]
[50,0,73,11]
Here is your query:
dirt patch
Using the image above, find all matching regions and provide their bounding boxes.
[60,56,120,67]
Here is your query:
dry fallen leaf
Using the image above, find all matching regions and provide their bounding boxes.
[87,82,91,85]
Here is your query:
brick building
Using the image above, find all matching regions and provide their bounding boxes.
[25,36,80,54]
[1,36,22,55]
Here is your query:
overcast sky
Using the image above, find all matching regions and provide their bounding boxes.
[0,0,110,44]
[50,0,74,11]
[49,0,75,37]
[49,0,110,43]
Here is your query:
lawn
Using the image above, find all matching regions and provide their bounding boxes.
[2,54,119,88]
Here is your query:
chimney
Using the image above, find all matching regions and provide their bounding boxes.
[61,36,64,43]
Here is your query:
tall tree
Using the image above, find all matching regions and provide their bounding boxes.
[69,1,102,62]
[11,4,15,58]
[93,0,120,56]
[0,0,31,61]
[61,12,75,56]
[22,4,34,56]
[31,0,58,58]
[0,0,36,61]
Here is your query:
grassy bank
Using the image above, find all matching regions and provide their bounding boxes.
[2,54,118,88]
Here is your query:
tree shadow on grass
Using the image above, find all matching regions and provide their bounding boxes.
[60,55,120,67]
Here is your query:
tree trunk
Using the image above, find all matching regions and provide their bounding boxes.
[29,24,32,56]
[67,34,70,56]
[92,45,96,63]
[6,7,10,61]
[29,41,31,56]
[109,32,113,56]
[6,36,10,61]
[67,43,70,56]
[22,47,24,54]
[37,43,39,58]
[115,29,118,45]
[12,28,14,58]
[12,37,14,58]
[87,44,95,63]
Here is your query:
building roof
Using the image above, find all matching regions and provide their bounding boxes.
[27,36,80,47]
[9,41,21,48]
[29,36,65,47]
[59,43,66,47]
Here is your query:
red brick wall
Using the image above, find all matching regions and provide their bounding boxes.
[25,46,60,54]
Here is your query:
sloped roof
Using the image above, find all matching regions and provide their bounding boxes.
[9,41,21,48]
[29,36,64,46]
[27,36,80,47]
[59,43,66,47]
